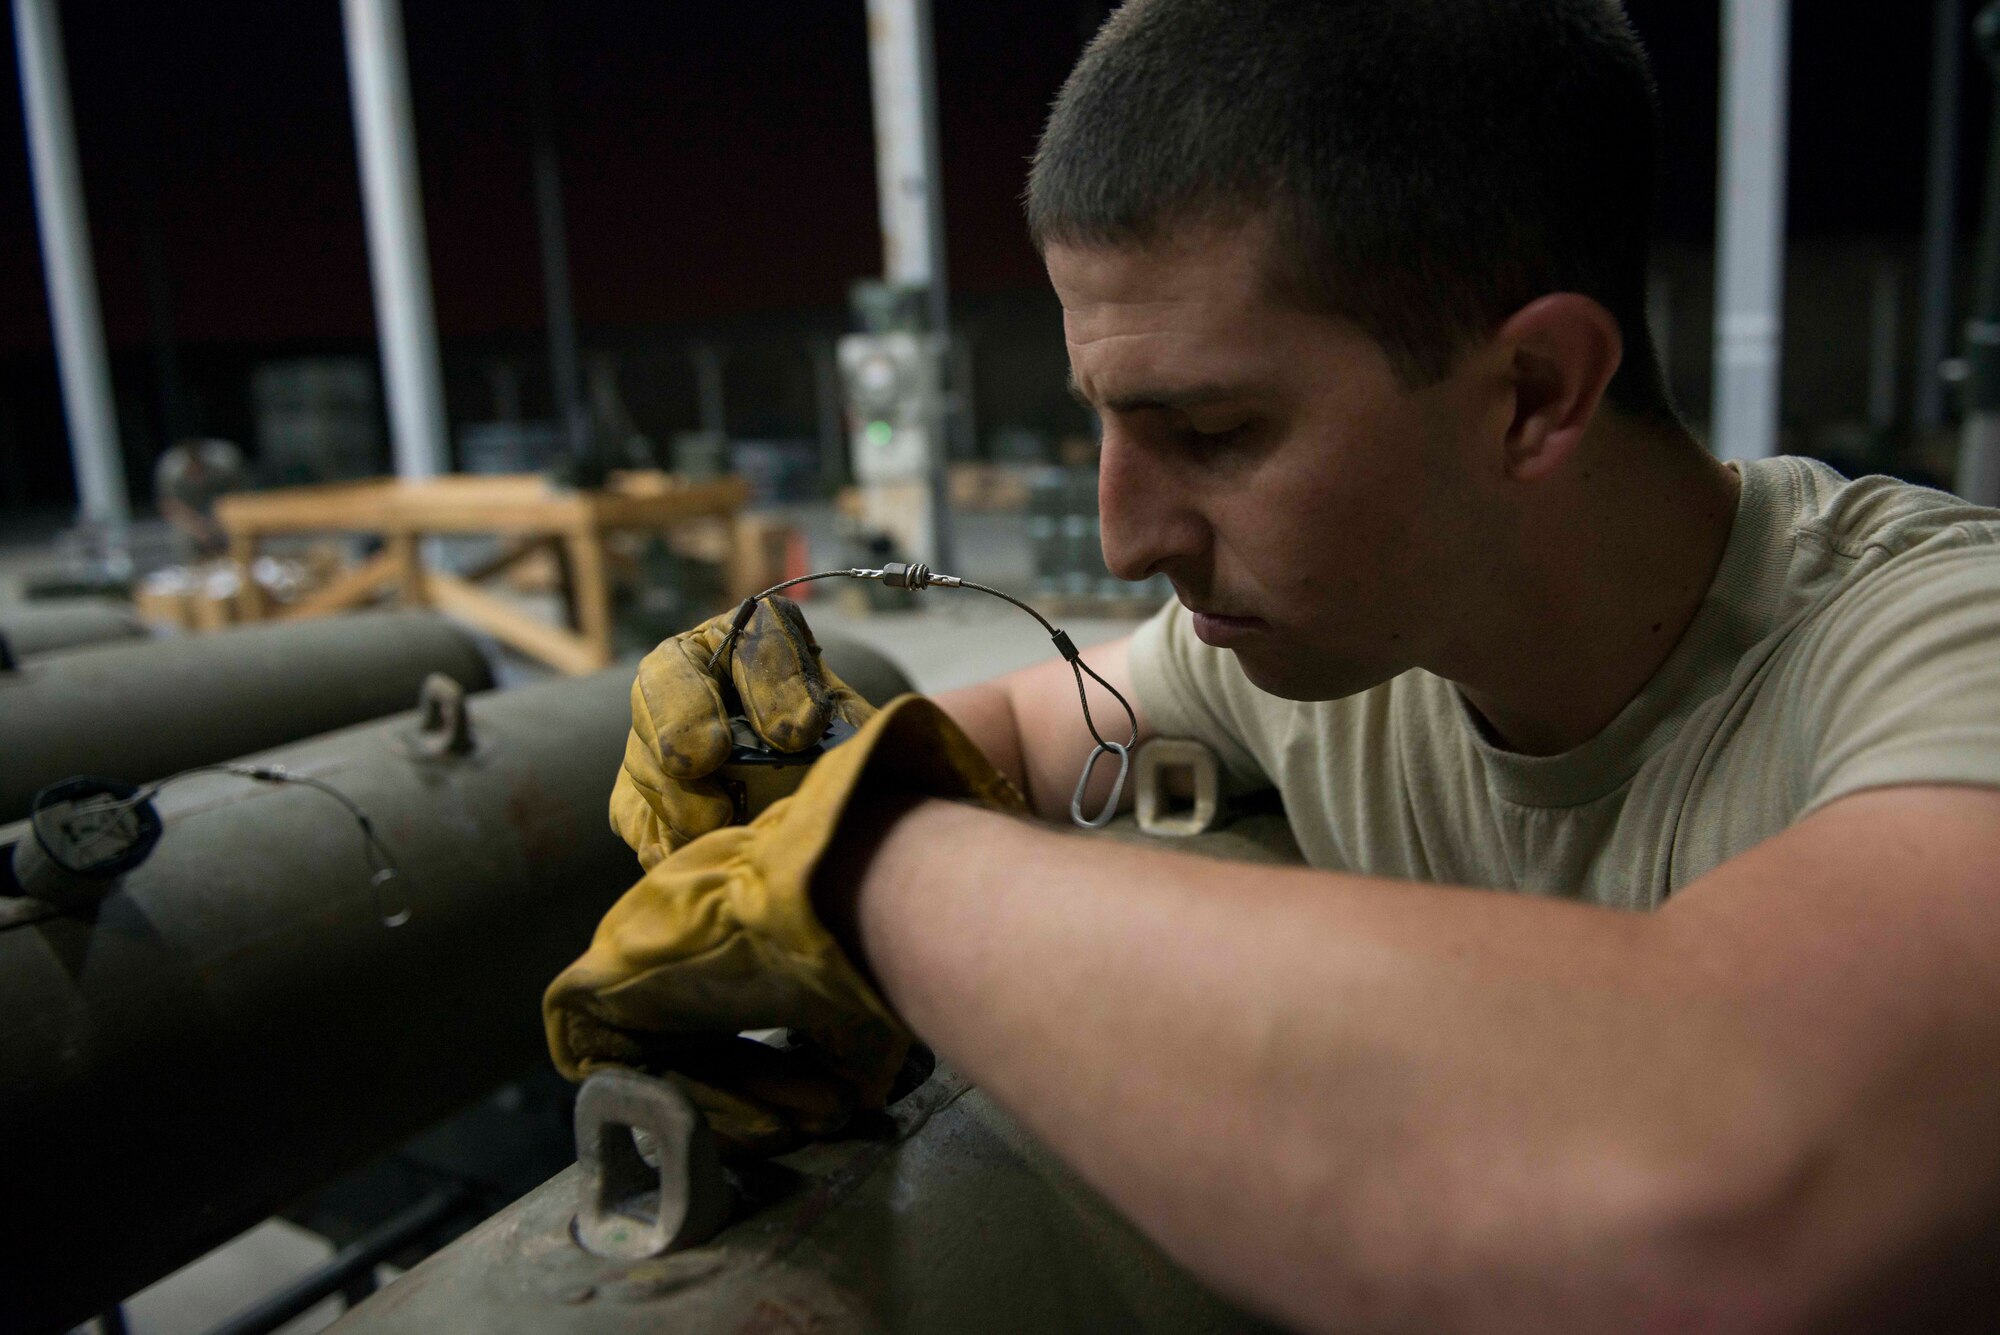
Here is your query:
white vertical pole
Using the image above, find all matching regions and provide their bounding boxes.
[1711,0,1792,462]
[865,0,944,301]
[864,0,952,568]
[13,0,128,532]
[342,0,449,481]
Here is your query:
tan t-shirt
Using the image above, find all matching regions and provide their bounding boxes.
[1129,456,2000,909]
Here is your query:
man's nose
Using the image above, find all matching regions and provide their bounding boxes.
[1096,429,1203,582]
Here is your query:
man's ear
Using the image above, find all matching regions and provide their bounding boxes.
[1493,294,1623,483]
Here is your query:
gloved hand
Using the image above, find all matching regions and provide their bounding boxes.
[546,695,1027,1154]
[611,596,877,870]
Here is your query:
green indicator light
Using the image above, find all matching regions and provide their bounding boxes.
[866,420,894,446]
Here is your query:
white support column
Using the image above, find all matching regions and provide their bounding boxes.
[864,0,952,568]
[1711,0,1792,462]
[13,0,128,532]
[342,0,449,481]
[865,0,946,305]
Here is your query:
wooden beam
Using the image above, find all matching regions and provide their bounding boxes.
[216,480,399,532]
[370,500,594,535]
[426,571,608,675]
[589,477,750,530]
[459,535,558,584]
[229,533,267,620]
[217,472,748,537]
[388,533,428,607]
[277,551,400,621]
[563,530,615,669]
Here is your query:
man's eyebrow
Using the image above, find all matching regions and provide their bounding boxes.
[1066,373,1250,414]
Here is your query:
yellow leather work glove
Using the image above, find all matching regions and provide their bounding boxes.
[546,696,1026,1154]
[611,596,876,870]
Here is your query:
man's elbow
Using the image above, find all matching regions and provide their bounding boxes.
[1343,1128,1847,1335]
[1611,1133,1834,1335]
[1561,1125,1992,1335]
[1239,1148,1813,1334]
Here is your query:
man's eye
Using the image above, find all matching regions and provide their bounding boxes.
[1186,423,1250,449]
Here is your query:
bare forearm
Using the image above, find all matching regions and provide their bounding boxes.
[935,635,1144,822]
[934,681,1032,803]
[846,800,1787,1333]
[935,673,1091,822]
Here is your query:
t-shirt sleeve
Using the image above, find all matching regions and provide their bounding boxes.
[1127,599,1276,793]
[1800,532,2000,814]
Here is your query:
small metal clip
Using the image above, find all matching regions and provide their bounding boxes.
[1070,739,1131,829]
[370,867,412,928]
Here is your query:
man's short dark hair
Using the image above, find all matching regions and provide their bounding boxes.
[1028,0,1676,422]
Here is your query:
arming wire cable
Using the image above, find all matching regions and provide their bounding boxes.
[34,762,410,926]
[707,563,1142,828]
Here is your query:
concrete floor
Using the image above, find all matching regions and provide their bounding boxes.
[103,1222,383,1335]
[9,502,1160,1334]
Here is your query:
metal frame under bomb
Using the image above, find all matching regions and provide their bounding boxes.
[331,807,1307,1335]
[710,564,1141,828]
[333,1071,1266,1333]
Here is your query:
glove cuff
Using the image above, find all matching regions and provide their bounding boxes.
[741,696,1023,1078]
[755,693,1027,896]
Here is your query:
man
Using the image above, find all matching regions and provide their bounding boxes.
[547,2,2000,1329]
[153,436,248,559]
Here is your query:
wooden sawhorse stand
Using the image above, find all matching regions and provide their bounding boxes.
[217,472,751,675]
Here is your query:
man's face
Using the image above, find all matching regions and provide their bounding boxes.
[1050,222,1504,701]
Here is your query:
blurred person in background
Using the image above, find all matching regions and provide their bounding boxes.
[153,437,248,560]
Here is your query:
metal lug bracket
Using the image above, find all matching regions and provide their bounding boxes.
[407,673,475,759]
[573,1067,732,1261]
[1134,738,1221,837]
